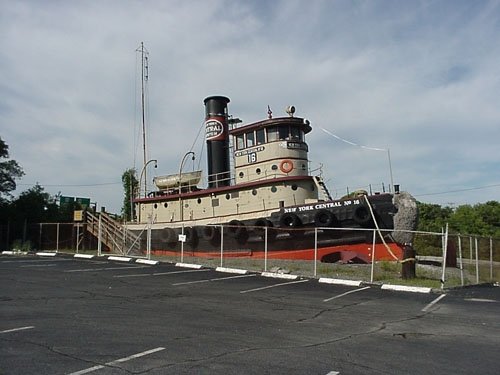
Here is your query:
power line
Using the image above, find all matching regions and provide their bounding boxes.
[414,183,500,197]
[17,182,121,188]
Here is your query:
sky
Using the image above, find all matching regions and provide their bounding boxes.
[1,0,499,214]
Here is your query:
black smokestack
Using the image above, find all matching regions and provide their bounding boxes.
[204,96,230,188]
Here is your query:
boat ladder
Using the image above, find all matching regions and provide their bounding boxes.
[313,175,333,201]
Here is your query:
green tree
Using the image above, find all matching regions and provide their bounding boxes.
[121,168,138,221]
[416,202,453,232]
[0,137,24,201]
[12,184,59,223]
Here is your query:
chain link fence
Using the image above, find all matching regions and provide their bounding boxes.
[1,221,498,288]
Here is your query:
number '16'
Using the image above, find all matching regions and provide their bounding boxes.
[248,152,257,163]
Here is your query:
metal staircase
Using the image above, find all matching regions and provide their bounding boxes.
[85,211,142,255]
[313,175,333,201]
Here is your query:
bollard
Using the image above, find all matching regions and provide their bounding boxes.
[401,243,416,279]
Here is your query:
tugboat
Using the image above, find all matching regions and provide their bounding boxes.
[128,96,417,263]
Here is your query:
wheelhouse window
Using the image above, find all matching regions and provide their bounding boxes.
[236,134,245,150]
[267,126,278,142]
[256,128,265,145]
[290,125,301,141]
[278,125,289,140]
[246,131,255,147]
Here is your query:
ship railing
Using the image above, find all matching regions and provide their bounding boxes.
[85,211,142,255]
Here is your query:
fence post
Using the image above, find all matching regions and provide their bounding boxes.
[56,223,60,253]
[180,224,184,263]
[475,237,479,284]
[39,223,43,251]
[146,217,152,260]
[314,228,318,277]
[264,227,268,272]
[440,224,449,290]
[370,230,376,283]
[97,214,102,257]
[220,224,224,267]
[76,224,80,254]
[490,237,493,281]
[469,236,473,262]
[458,235,464,286]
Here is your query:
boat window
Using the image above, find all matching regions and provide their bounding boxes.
[246,131,255,147]
[278,125,289,140]
[290,126,300,140]
[267,126,278,142]
[236,134,245,150]
[256,128,265,144]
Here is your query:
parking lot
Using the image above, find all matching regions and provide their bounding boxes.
[1,255,499,374]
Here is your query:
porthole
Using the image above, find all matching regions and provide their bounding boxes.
[291,184,298,191]
[271,164,278,170]
[163,202,168,208]
[239,172,244,178]
[301,164,306,170]
[154,203,158,209]
[256,168,261,174]
[252,189,257,196]
[271,186,277,193]
[197,198,202,204]
[225,193,231,200]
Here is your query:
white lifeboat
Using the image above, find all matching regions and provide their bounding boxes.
[153,170,202,189]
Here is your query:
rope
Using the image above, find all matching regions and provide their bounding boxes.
[363,195,400,261]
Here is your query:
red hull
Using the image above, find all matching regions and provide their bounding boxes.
[151,242,404,263]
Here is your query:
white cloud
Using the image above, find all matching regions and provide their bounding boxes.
[1,0,499,212]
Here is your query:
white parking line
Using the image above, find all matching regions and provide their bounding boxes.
[1,326,35,334]
[172,274,256,286]
[323,286,370,302]
[115,269,211,278]
[1,259,72,263]
[464,298,497,303]
[422,294,446,312]
[240,279,309,294]
[67,347,165,375]
[65,266,147,273]
[20,264,57,268]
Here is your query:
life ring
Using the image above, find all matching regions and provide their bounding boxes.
[279,159,294,174]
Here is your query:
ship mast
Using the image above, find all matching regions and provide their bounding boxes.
[137,42,149,197]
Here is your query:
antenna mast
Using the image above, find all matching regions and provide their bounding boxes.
[136,42,149,197]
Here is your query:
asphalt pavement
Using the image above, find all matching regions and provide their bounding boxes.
[1,254,499,374]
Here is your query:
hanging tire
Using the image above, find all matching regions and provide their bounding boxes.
[184,226,199,247]
[160,228,176,244]
[279,213,302,228]
[254,219,276,241]
[202,225,220,245]
[353,205,372,226]
[314,210,337,227]
[227,220,248,244]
